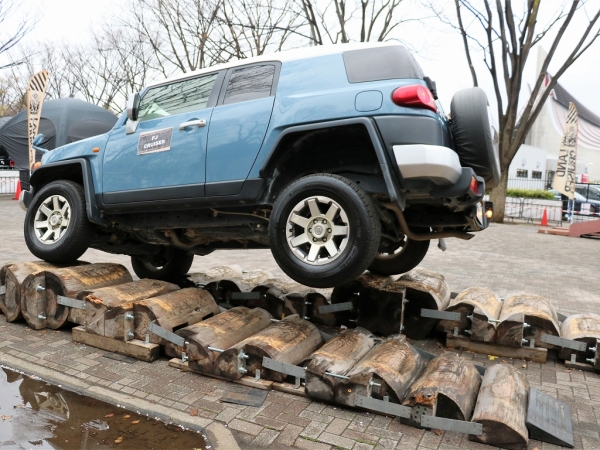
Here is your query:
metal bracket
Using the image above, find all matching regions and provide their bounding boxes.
[318,302,354,314]
[231,292,262,300]
[420,416,483,435]
[421,309,461,321]
[261,357,306,379]
[57,295,86,310]
[253,369,261,382]
[540,334,587,352]
[148,321,185,347]
[0,285,5,296]
[354,395,411,419]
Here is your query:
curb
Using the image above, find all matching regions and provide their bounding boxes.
[0,352,240,450]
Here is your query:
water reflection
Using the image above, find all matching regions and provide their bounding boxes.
[0,367,207,449]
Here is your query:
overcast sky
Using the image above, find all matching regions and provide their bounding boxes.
[11,0,600,122]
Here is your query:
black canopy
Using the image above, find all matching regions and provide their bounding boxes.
[0,98,118,169]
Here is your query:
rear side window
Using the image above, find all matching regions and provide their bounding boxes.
[343,46,424,83]
[138,72,218,122]
[223,65,276,105]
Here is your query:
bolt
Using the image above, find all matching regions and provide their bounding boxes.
[313,238,317,242]
[238,366,248,374]
[403,299,409,304]
[125,312,134,321]
[523,323,530,328]
[323,237,327,242]
[37,313,46,320]
[586,358,596,364]
[322,219,327,224]
[304,316,310,320]
[589,346,597,352]
[308,228,312,232]
[522,338,528,344]
[327,228,332,233]
[36,285,45,292]
[314,219,318,224]
[464,329,473,335]
[126,330,134,339]
[369,379,381,387]
[238,351,249,360]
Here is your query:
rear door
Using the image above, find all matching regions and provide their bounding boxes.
[205,63,278,196]
[102,71,222,203]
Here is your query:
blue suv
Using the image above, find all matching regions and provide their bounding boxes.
[20,43,498,288]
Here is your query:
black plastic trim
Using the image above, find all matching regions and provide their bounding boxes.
[101,178,267,214]
[103,183,206,204]
[205,180,244,197]
[259,117,404,208]
[29,158,106,225]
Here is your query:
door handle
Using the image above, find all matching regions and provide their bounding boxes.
[179,119,207,130]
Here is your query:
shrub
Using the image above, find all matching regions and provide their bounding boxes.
[506,188,556,200]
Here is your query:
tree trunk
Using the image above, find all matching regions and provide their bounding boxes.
[489,168,509,223]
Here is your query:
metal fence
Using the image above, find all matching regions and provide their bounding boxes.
[0,174,19,195]
[505,197,599,225]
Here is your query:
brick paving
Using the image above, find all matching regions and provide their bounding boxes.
[1,195,600,449]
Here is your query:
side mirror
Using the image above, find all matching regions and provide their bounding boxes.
[33,133,45,146]
[126,92,140,122]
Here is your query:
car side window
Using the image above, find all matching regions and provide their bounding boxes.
[223,65,275,105]
[138,72,218,123]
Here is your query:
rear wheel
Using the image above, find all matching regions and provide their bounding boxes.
[131,247,194,283]
[269,174,381,288]
[368,232,430,276]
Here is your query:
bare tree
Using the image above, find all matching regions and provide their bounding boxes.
[431,0,600,222]
[297,0,410,45]
[0,0,38,69]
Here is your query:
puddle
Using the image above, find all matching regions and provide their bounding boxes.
[0,367,207,449]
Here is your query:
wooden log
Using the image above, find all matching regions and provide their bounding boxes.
[72,326,160,362]
[496,294,560,349]
[305,291,336,326]
[214,314,323,382]
[133,288,220,344]
[389,268,451,339]
[21,263,132,330]
[79,279,180,335]
[436,287,502,342]
[0,261,87,322]
[446,333,547,363]
[164,307,273,373]
[402,353,481,421]
[249,283,298,319]
[470,364,529,450]
[335,334,426,406]
[305,327,377,402]
[330,279,361,327]
[558,313,600,362]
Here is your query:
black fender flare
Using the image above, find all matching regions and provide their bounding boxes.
[258,117,405,209]
[27,158,106,226]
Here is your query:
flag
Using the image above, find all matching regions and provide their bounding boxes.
[26,70,50,170]
[552,102,578,199]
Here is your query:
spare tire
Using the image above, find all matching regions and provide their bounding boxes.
[450,87,500,189]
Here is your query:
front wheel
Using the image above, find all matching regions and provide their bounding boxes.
[24,180,94,263]
[368,233,430,276]
[131,247,194,283]
[269,174,381,288]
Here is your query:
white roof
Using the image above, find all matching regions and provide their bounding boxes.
[149,42,402,88]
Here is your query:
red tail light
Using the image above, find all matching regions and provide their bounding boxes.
[391,84,437,113]
[469,176,480,194]
[9,160,14,168]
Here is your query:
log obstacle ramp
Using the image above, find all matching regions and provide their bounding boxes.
[3,263,595,448]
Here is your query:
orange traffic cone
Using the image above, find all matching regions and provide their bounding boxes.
[541,208,548,227]
[13,180,21,201]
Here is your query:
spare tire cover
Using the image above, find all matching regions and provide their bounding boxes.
[450,87,500,189]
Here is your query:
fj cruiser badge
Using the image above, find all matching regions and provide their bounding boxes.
[138,127,173,155]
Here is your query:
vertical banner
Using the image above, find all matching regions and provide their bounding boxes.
[26,70,50,170]
[552,102,578,199]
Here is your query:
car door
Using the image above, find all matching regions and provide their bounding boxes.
[102,71,222,204]
[205,63,278,196]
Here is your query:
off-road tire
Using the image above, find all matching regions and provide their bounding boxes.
[269,173,381,288]
[24,180,94,263]
[131,248,194,283]
[368,230,430,275]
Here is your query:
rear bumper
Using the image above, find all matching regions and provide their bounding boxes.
[393,144,462,185]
